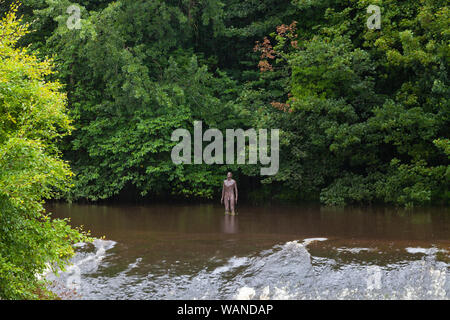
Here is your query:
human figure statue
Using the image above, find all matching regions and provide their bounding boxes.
[221,172,238,215]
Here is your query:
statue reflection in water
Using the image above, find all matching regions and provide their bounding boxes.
[222,214,239,234]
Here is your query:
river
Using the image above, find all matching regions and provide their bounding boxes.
[45,203,450,299]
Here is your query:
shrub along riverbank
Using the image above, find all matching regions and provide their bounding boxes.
[0,6,90,299]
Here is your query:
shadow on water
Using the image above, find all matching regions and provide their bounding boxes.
[45,203,450,299]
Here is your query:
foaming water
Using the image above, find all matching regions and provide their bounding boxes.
[47,239,450,300]
[46,203,450,300]
[46,239,116,298]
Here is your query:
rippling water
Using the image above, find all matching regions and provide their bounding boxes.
[45,203,450,299]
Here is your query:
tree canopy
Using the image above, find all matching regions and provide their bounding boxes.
[1,0,448,207]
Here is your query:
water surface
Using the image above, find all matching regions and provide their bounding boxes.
[46,203,450,299]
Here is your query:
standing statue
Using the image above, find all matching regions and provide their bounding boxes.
[221,172,238,215]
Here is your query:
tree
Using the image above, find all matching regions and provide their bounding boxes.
[248,0,449,206]
[5,0,448,207]
[0,5,89,299]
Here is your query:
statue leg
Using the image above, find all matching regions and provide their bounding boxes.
[224,197,230,214]
[230,195,235,215]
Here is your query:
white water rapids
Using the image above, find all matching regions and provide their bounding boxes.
[46,238,449,300]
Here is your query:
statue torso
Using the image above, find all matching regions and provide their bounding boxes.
[223,179,236,195]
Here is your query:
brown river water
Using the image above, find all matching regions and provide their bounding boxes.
[45,203,450,299]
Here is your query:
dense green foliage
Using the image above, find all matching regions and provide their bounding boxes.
[250,0,450,206]
[0,6,89,299]
[3,0,449,206]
